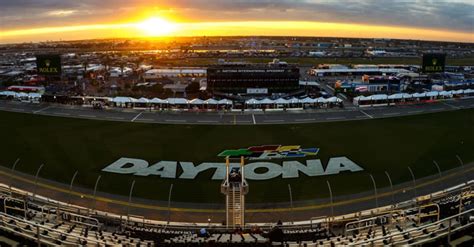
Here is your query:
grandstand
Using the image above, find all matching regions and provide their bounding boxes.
[1,179,472,246]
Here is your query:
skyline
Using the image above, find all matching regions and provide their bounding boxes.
[1,0,473,44]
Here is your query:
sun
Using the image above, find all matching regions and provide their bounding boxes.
[136,17,177,36]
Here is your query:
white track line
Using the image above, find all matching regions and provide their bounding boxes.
[33,106,52,114]
[106,116,125,120]
[131,112,143,122]
[359,110,373,119]
[264,119,284,123]
[295,118,315,122]
[197,120,218,123]
[252,114,256,125]
[383,112,400,116]
[441,102,460,109]
[165,119,186,123]
[326,117,346,120]
[52,112,70,116]
[79,114,96,118]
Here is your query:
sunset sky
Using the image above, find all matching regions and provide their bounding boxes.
[1,0,473,44]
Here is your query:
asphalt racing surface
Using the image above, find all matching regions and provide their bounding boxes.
[1,97,474,125]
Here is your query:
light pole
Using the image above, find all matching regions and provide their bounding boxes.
[455,155,467,182]
[326,180,334,219]
[384,171,395,205]
[288,184,294,222]
[455,154,463,167]
[369,174,378,208]
[9,158,20,194]
[92,175,102,212]
[127,180,136,222]
[432,160,442,178]
[167,183,173,224]
[32,164,44,199]
[67,171,79,204]
[407,166,417,199]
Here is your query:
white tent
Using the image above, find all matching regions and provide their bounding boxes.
[412,92,426,98]
[439,91,452,97]
[0,91,17,96]
[150,98,166,104]
[205,98,219,105]
[327,96,342,103]
[288,97,300,104]
[217,99,233,105]
[274,98,290,104]
[370,94,388,101]
[112,97,136,103]
[453,89,464,95]
[15,92,29,98]
[300,97,317,104]
[401,93,413,99]
[426,91,439,97]
[354,95,370,101]
[315,97,328,103]
[28,93,42,99]
[463,89,474,94]
[388,93,404,100]
[189,98,204,105]
[259,98,275,104]
[167,98,188,105]
[245,98,259,105]
[136,97,150,104]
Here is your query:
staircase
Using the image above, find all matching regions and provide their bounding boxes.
[227,183,243,227]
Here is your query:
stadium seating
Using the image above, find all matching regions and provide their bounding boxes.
[0,180,473,246]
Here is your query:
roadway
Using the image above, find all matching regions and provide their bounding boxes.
[1,97,474,125]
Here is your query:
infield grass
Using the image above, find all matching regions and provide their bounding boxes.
[0,109,473,204]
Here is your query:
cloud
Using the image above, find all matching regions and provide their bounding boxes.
[1,0,473,33]
[46,10,77,17]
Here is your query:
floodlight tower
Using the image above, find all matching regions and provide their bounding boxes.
[221,156,249,228]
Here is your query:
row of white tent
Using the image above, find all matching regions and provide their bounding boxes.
[354,89,474,104]
[111,96,343,106]
[0,91,42,99]
[245,96,342,105]
[111,97,233,105]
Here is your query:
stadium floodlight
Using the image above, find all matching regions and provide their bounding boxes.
[32,163,44,199]
[455,154,464,167]
[288,184,294,223]
[407,166,417,198]
[369,174,378,208]
[384,171,394,204]
[92,175,102,212]
[127,180,136,222]
[167,183,173,224]
[432,160,442,178]
[9,158,20,194]
[326,180,334,220]
[68,171,79,204]
[455,155,468,183]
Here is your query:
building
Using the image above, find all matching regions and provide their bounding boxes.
[143,68,206,80]
[207,65,300,95]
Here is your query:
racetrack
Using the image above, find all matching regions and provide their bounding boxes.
[1,97,474,125]
[1,101,473,205]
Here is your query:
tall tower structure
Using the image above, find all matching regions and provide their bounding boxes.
[221,156,249,228]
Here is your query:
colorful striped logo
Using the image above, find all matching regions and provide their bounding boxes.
[218,145,319,160]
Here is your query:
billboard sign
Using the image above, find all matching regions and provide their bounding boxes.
[246,88,268,94]
[422,53,446,73]
[36,55,62,75]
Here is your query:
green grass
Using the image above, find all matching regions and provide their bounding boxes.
[1,109,473,204]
